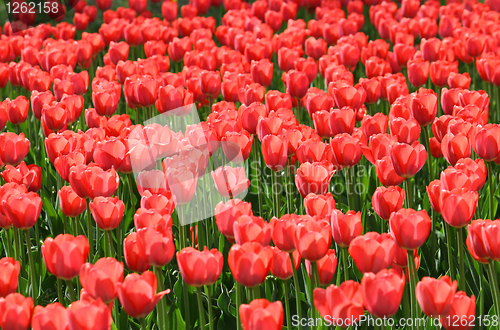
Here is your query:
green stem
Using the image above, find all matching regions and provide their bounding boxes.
[24,229,37,305]
[236,282,243,330]
[154,267,167,330]
[113,296,120,330]
[404,178,413,209]
[206,286,214,330]
[342,248,349,282]
[407,250,418,330]
[423,125,433,182]
[487,261,500,321]
[479,265,484,330]
[457,228,466,292]
[66,279,76,302]
[140,318,147,330]
[251,286,260,301]
[283,280,292,330]
[86,199,94,261]
[290,253,303,330]
[127,173,136,208]
[271,170,280,217]
[345,168,355,211]
[72,217,79,236]
[488,161,495,219]
[196,287,207,330]
[13,228,20,262]
[5,229,13,258]
[57,278,64,306]
[445,224,456,281]
[106,230,115,258]
[62,215,69,234]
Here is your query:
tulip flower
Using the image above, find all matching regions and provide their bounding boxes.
[313,281,365,328]
[3,192,42,230]
[1,162,42,192]
[32,302,69,330]
[69,164,120,200]
[439,291,476,330]
[295,162,335,197]
[0,293,34,330]
[270,248,300,280]
[239,102,267,135]
[42,234,90,280]
[215,199,253,239]
[79,258,124,304]
[389,142,427,179]
[270,214,302,253]
[440,189,478,228]
[416,276,457,317]
[233,215,272,246]
[177,247,223,287]
[0,132,30,166]
[306,249,337,286]
[410,89,437,127]
[361,269,405,318]
[294,218,331,261]
[228,242,273,288]
[123,232,151,273]
[212,166,250,198]
[261,134,288,171]
[372,186,405,221]
[389,209,431,250]
[441,133,471,166]
[304,193,336,218]
[0,258,19,298]
[68,299,111,330]
[89,196,125,231]
[348,232,396,274]
[239,299,284,330]
[136,226,175,268]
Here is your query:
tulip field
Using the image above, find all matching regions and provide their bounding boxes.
[2,0,500,329]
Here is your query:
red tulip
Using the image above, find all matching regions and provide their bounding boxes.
[374,156,405,186]
[372,186,405,221]
[123,232,150,273]
[68,299,111,330]
[211,166,250,198]
[473,124,500,162]
[447,72,471,90]
[330,133,362,167]
[361,269,405,318]
[329,107,355,135]
[199,70,221,98]
[348,232,396,273]
[228,242,273,287]
[177,247,223,287]
[408,59,430,88]
[261,134,287,171]
[136,226,175,268]
[215,199,253,239]
[314,281,365,328]
[239,102,267,135]
[389,208,431,250]
[221,130,253,164]
[0,258,19,298]
[416,276,458,317]
[0,132,30,166]
[3,192,42,229]
[410,88,437,127]
[284,70,309,99]
[270,214,301,253]
[295,162,335,197]
[294,217,331,261]
[440,188,478,228]
[42,234,90,280]
[440,291,476,330]
[270,248,300,280]
[108,42,130,65]
[331,210,362,248]
[360,113,387,138]
[59,186,86,218]
[389,142,427,178]
[6,96,29,125]
[69,164,120,199]
[89,196,125,231]
[251,59,273,87]
[0,293,33,330]
[79,257,124,304]
[239,299,283,330]
[32,302,69,330]
[304,192,336,217]
[430,60,458,87]
[440,133,470,166]
[234,215,272,246]
[162,1,177,21]
[1,161,42,192]
[330,84,366,110]
[306,249,337,286]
